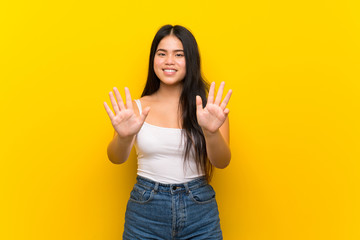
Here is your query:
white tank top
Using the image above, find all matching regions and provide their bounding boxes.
[134,99,205,184]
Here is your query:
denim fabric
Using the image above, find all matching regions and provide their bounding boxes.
[123,175,223,240]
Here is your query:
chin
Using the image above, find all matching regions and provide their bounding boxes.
[160,79,183,86]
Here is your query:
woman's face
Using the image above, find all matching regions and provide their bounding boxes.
[154,35,186,86]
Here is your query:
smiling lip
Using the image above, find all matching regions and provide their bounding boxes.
[163,68,177,75]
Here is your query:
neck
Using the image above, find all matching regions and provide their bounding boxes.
[154,82,183,102]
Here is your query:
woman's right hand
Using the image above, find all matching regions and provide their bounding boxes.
[103,87,150,138]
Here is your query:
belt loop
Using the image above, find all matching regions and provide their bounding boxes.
[154,182,159,193]
[184,182,190,194]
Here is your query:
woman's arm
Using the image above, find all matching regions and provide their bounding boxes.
[196,81,232,169]
[104,87,150,164]
[203,117,230,168]
[107,132,135,164]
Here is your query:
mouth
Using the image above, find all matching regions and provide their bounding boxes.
[163,68,177,73]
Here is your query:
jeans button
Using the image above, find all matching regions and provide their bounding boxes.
[172,186,177,190]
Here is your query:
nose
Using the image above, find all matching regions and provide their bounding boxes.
[165,54,175,65]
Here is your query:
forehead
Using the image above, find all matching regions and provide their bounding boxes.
[157,35,184,50]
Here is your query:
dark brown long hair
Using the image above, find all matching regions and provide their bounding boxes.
[141,25,213,182]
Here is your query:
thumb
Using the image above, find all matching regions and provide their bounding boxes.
[140,106,151,123]
[196,95,203,113]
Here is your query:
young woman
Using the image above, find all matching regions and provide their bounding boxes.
[104,24,232,240]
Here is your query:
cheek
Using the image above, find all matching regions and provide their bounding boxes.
[154,57,161,67]
[178,59,186,69]
[153,58,162,74]
[181,63,186,75]
[180,65,186,77]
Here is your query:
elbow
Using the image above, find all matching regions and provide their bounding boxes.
[107,148,118,164]
[107,146,126,165]
[216,159,231,169]
[211,152,231,169]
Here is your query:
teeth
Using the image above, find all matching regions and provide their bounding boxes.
[164,69,176,72]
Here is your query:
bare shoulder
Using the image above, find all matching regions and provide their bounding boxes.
[139,95,156,107]
[132,99,140,117]
[133,95,153,117]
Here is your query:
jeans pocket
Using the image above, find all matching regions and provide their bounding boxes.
[129,183,154,204]
[189,184,216,204]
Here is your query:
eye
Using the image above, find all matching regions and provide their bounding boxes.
[157,53,165,56]
[176,53,184,57]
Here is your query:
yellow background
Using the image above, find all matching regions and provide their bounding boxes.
[1,0,359,239]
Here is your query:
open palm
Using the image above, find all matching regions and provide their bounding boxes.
[103,87,150,138]
[196,82,232,133]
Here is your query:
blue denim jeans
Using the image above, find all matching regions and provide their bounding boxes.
[123,175,223,240]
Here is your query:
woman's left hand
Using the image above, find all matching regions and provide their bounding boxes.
[196,81,232,134]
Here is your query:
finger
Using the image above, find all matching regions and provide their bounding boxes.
[103,101,115,119]
[196,95,203,113]
[124,87,133,109]
[109,91,120,115]
[207,82,215,104]
[220,89,233,110]
[140,106,151,123]
[113,87,125,111]
[224,108,230,118]
[214,81,225,105]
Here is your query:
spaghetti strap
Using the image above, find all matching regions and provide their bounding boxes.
[134,99,142,115]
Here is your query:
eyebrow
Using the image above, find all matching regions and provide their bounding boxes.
[156,49,184,52]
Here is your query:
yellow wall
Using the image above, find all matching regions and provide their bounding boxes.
[1,0,359,239]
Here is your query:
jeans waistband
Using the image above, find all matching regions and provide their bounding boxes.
[136,175,208,194]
